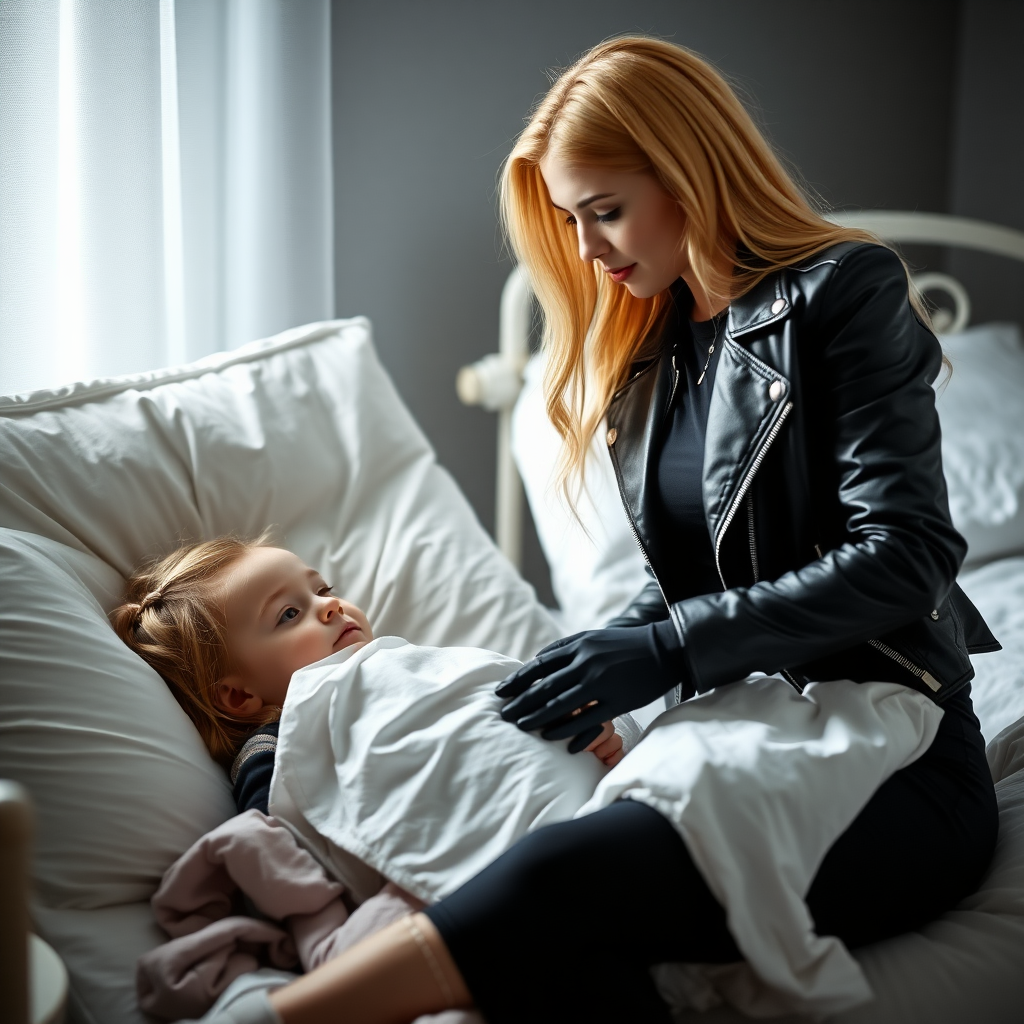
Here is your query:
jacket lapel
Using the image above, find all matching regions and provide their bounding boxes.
[703,278,793,554]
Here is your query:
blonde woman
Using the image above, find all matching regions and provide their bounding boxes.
[224,37,1000,1024]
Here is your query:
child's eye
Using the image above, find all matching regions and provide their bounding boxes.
[318,585,334,597]
[279,606,300,623]
[596,208,621,223]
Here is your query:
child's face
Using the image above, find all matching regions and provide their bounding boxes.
[215,546,372,713]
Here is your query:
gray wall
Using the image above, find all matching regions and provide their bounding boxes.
[330,0,963,601]
[947,0,1024,326]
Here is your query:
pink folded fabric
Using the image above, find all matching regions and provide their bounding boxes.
[138,916,295,1020]
[138,810,484,1023]
[151,810,346,936]
[140,810,350,1019]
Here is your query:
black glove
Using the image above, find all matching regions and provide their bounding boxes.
[496,621,691,752]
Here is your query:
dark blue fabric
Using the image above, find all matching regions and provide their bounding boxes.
[232,721,279,816]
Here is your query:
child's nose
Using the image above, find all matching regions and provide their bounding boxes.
[318,597,340,622]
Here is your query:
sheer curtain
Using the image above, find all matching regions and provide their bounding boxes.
[0,0,333,395]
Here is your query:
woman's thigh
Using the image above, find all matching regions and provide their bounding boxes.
[426,798,730,1024]
[806,686,998,947]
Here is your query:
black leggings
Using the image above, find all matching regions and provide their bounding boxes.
[425,686,998,1024]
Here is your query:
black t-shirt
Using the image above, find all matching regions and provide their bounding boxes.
[655,301,728,599]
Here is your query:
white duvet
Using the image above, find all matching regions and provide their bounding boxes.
[271,637,607,904]
[270,637,943,1018]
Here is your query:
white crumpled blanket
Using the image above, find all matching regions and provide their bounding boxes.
[271,638,943,1019]
[270,637,607,904]
[581,675,943,1019]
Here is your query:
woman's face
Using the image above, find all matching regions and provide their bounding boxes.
[539,153,689,299]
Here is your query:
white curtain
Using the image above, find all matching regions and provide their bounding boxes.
[0,0,333,395]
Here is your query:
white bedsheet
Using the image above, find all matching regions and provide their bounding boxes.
[272,639,942,1018]
[270,637,607,904]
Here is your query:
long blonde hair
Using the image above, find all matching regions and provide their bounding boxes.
[111,534,279,766]
[500,36,918,493]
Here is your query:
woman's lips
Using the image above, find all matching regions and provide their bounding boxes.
[607,263,636,283]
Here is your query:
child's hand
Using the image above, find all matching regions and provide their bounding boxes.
[586,721,624,767]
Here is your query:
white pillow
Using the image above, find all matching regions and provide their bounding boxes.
[936,322,1024,567]
[958,556,1024,742]
[0,319,557,656]
[0,531,235,910]
[510,352,649,634]
[0,318,559,1023]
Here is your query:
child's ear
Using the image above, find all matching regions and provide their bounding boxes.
[214,676,265,718]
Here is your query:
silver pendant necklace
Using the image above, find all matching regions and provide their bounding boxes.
[695,316,720,386]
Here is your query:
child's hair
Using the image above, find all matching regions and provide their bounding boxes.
[111,533,279,766]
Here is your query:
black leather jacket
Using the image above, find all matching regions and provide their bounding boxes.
[605,242,999,702]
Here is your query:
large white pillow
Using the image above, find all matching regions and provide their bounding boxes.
[0,319,557,655]
[0,319,559,1023]
[510,352,649,634]
[935,322,1024,567]
[0,531,235,910]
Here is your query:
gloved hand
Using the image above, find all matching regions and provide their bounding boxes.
[496,622,691,752]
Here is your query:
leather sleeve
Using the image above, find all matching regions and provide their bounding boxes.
[604,577,670,628]
[673,245,968,692]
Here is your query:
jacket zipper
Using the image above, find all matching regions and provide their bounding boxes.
[714,400,794,589]
[746,492,759,583]
[867,639,942,692]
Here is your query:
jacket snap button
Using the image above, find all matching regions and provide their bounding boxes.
[771,298,786,315]
[768,380,784,401]
[606,427,618,446]
[930,609,939,620]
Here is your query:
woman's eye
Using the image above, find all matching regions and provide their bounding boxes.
[596,208,621,223]
[564,214,577,226]
[278,606,300,623]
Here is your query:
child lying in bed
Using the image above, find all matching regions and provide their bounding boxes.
[115,534,637,1020]
[112,534,626,817]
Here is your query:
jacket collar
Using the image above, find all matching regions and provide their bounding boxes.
[667,266,793,341]
[727,273,791,338]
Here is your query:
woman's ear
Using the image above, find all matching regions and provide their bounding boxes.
[214,676,265,718]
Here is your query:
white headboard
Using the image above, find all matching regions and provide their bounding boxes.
[458,212,1024,568]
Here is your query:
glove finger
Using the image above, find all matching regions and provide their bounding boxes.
[566,724,604,754]
[535,631,588,658]
[500,661,586,722]
[494,649,574,700]
[512,674,591,731]
[543,705,609,744]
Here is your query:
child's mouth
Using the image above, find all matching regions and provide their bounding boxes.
[335,623,360,648]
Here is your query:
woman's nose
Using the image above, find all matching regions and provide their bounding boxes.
[576,222,608,263]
